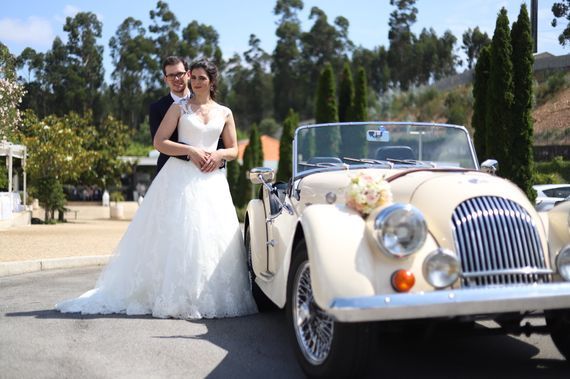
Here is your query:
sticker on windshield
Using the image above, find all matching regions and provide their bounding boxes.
[367,128,390,142]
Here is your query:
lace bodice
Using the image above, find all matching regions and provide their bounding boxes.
[177,103,229,151]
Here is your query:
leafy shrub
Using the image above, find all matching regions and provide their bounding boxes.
[534,156,570,183]
[110,191,125,202]
[535,72,569,105]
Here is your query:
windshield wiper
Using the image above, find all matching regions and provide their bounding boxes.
[342,157,392,167]
[386,158,436,168]
[299,162,346,168]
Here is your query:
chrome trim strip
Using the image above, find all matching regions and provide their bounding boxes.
[327,283,570,322]
[462,268,553,277]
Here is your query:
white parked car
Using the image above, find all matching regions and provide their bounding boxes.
[534,184,570,211]
[245,121,570,377]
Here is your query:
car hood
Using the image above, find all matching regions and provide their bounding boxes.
[296,168,543,251]
[389,169,542,250]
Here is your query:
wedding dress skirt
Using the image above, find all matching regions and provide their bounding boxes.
[56,156,257,319]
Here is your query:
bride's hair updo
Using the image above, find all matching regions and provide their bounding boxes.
[189,59,218,100]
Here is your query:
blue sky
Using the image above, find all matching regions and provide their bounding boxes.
[0,0,568,79]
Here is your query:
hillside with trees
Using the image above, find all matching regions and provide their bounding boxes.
[1,0,569,221]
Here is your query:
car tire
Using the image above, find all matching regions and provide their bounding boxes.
[244,225,278,312]
[286,240,372,378]
[546,308,570,361]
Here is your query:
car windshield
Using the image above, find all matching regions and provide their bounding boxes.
[294,122,477,177]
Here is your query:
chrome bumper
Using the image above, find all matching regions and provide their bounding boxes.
[328,283,570,322]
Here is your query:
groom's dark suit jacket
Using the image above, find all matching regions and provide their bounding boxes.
[149,94,181,174]
[149,94,226,175]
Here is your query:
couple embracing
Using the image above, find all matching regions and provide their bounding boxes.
[56,58,257,319]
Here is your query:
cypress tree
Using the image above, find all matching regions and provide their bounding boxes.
[237,146,252,207]
[342,66,369,158]
[486,8,514,179]
[338,61,354,122]
[511,4,536,201]
[240,123,264,204]
[226,159,241,206]
[277,108,298,181]
[471,45,491,160]
[315,63,340,156]
[353,66,368,122]
[299,128,316,162]
[339,61,355,158]
[248,123,264,168]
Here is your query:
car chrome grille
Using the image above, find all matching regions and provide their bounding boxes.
[451,196,552,287]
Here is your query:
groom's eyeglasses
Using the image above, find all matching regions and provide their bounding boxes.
[165,71,187,80]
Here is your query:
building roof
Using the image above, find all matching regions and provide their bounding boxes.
[238,135,280,161]
[0,141,26,159]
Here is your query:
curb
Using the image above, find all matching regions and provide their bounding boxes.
[0,256,110,278]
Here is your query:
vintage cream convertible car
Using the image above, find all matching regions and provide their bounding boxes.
[244,122,570,377]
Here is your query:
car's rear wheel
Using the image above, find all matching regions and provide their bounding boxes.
[546,308,570,361]
[244,224,277,312]
[286,240,372,378]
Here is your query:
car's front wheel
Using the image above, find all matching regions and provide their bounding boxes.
[244,224,277,312]
[286,241,372,378]
[546,308,570,361]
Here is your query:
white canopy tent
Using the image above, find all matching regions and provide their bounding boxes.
[0,140,27,208]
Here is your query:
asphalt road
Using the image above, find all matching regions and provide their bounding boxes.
[1,267,569,378]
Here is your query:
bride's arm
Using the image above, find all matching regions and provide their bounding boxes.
[153,104,204,162]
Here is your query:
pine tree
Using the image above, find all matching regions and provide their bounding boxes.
[315,63,339,156]
[511,4,535,201]
[471,45,491,160]
[277,109,298,181]
[486,8,514,179]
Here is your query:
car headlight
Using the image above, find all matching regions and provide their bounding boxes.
[557,245,570,281]
[423,249,461,288]
[373,203,427,258]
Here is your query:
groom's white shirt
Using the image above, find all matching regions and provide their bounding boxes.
[171,92,191,104]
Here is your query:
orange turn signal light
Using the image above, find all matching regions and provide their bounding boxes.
[391,270,415,292]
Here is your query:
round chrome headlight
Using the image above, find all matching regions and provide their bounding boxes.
[374,203,427,258]
[423,249,460,288]
[557,245,570,281]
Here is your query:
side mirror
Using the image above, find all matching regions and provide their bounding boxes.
[249,167,275,184]
[480,159,498,175]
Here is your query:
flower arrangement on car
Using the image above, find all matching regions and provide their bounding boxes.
[345,172,392,216]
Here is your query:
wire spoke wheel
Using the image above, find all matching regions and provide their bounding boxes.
[292,261,335,365]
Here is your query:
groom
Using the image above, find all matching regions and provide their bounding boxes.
[149,56,224,175]
[149,56,192,175]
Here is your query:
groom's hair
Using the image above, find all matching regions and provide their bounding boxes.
[189,59,218,100]
[162,56,189,75]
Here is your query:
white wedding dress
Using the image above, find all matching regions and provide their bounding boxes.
[56,103,257,319]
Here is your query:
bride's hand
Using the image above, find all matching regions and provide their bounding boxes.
[201,151,222,172]
[187,147,209,168]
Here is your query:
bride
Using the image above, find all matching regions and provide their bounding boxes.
[55,59,257,319]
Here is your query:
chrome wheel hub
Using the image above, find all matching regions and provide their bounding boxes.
[292,261,334,365]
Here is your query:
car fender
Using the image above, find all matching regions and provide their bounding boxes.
[546,200,570,268]
[245,199,267,276]
[300,204,377,310]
